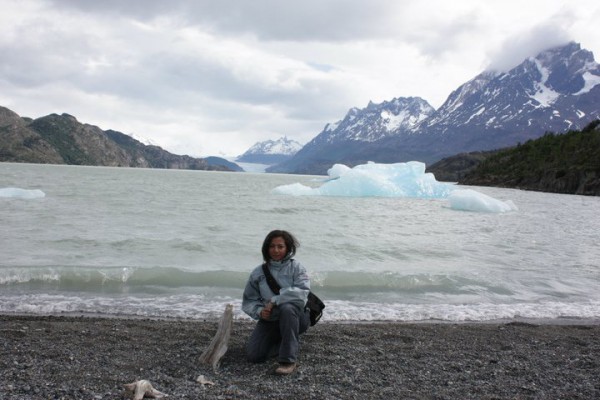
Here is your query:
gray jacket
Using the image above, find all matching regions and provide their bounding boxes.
[242,258,310,321]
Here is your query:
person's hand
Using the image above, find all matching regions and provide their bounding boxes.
[260,302,273,320]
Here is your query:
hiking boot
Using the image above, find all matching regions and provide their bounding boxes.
[275,362,296,375]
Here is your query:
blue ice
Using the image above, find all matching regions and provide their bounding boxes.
[0,187,46,199]
[448,189,517,213]
[272,161,517,213]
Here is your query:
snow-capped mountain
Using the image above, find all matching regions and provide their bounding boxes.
[269,97,435,174]
[271,42,600,175]
[317,97,434,144]
[421,41,600,154]
[236,136,302,164]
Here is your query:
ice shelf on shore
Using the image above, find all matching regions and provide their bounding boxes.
[0,187,46,199]
[272,161,517,213]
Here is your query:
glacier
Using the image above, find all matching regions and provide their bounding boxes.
[272,161,517,213]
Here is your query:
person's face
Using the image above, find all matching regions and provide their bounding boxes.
[269,237,287,261]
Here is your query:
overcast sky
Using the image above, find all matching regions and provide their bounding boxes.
[1,0,599,158]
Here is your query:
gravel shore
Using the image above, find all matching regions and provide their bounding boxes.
[1,315,599,399]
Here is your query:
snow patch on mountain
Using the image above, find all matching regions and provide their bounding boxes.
[530,59,560,107]
[574,71,600,95]
[324,121,341,132]
[465,107,486,124]
[425,71,499,126]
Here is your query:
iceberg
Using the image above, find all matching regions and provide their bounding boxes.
[0,187,46,199]
[448,189,518,213]
[272,161,517,213]
[273,161,454,198]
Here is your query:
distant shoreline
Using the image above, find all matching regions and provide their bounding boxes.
[2,314,599,399]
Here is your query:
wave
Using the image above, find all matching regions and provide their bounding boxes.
[0,266,248,291]
[0,266,512,297]
[1,267,597,322]
[312,271,513,296]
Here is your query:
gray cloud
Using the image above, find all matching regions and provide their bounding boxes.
[49,0,410,42]
[486,16,574,72]
[2,1,598,157]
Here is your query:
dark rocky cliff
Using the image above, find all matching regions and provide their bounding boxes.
[0,107,64,164]
[0,106,230,171]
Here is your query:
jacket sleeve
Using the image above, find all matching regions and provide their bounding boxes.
[273,262,310,310]
[242,273,264,320]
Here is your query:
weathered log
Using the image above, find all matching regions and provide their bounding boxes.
[199,304,233,371]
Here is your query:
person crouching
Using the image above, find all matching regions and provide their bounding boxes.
[242,230,311,375]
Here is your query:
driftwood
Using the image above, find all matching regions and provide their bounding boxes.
[123,380,167,399]
[196,374,216,386]
[199,304,233,371]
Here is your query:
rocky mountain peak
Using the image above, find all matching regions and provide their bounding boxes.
[241,136,302,156]
[270,41,600,175]
[236,136,302,164]
[422,41,599,136]
[315,96,435,145]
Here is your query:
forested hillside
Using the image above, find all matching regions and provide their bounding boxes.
[459,120,600,195]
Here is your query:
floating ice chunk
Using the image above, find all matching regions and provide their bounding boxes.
[273,161,454,198]
[448,189,518,213]
[273,161,518,213]
[272,182,317,196]
[0,187,46,199]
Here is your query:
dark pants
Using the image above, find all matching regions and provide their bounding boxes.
[247,302,310,364]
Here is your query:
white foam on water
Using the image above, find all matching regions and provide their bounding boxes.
[1,294,597,323]
[322,300,600,322]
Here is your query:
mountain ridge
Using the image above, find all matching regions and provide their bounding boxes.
[270,42,600,175]
[0,107,232,171]
[267,96,435,174]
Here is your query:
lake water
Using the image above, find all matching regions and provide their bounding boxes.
[1,163,599,322]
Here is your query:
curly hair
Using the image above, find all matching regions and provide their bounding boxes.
[261,230,300,262]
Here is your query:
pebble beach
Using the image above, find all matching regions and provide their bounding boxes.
[1,315,599,399]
